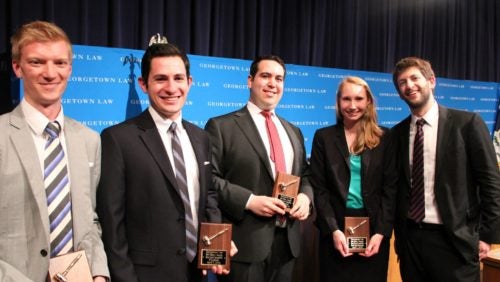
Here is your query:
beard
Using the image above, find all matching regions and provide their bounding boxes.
[403,86,432,111]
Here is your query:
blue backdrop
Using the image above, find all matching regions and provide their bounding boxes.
[17,45,500,157]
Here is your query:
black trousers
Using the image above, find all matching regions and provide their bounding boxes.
[398,221,480,282]
[218,228,295,282]
[318,233,390,282]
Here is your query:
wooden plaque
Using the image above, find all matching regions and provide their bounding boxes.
[344,217,370,253]
[48,250,93,282]
[272,172,300,212]
[197,223,232,270]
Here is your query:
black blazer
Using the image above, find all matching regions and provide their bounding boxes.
[309,124,398,238]
[205,106,313,263]
[391,105,500,262]
[97,110,220,282]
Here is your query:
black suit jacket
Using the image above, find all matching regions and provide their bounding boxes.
[204,106,313,263]
[97,110,220,282]
[309,124,398,238]
[391,105,500,262]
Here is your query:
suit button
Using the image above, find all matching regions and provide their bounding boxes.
[177,248,186,255]
[40,249,48,257]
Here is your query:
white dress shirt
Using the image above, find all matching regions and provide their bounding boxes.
[409,101,442,224]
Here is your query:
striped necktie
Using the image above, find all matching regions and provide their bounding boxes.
[169,122,198,261]
[409,118,425,223]
[44,121,73,257]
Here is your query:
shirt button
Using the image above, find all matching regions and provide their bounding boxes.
[177,248,186,255]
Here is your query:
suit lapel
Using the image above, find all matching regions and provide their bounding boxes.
[280,118,299,174]
[399,116,412,187]
[183,121,205,170]
[333,125,350,170]
[361,148,372,181]
[234,108,274,179]
[9,108,50,237]
[64,119,91,241]
[136,112,179,191]
[434,106,450,186]
[183,121,207,215]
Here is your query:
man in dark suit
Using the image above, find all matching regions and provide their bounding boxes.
[391,57,500,282]
[0,20,109,282]
[97,42,232,282]
[205,55,313,282]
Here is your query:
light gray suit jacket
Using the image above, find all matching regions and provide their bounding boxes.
[0,106,109,281]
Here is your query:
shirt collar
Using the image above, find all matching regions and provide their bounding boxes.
[20,98,65,136]
[411,100,438,128]
[148,106,184,132]
[247,101,276,116]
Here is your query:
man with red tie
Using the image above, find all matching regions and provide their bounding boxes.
[205,55,313,282]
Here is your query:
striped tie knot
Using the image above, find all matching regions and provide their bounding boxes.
[45,121,61,139]
[169,120,178,134]
[416,118,425,128]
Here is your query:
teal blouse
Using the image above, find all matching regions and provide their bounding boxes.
[346,154,363,209]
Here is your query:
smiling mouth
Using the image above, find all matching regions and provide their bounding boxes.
[160,95,181,100]
[406,91,419,97]
[39,83,61,90]
[40,82,60,86]
[346,111,360,115]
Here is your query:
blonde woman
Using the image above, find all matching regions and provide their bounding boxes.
[310,76,398,281]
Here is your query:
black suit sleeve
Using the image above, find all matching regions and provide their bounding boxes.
[97,128,139,282]
[205,117,253,222]
[466,114,500,243]
[374,129,398,237]
[310,129,340,236]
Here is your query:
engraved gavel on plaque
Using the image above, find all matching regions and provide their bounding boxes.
[347,219,367,235]
[278,179,298,192]
[202,227,229,246]
[53,253,82,282]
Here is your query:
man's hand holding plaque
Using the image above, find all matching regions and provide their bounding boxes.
[198,223,232,271]
[48,250,93,282]
[272,172,300,212]
[344,217,370,253]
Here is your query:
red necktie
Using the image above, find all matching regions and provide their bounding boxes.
[262,111,288,228]
[261,111,286,173]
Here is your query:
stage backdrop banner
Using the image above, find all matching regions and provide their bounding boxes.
[17,45,500,157]
[494,84,500,168]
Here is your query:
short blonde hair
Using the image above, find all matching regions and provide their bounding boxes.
[11,20,72,62]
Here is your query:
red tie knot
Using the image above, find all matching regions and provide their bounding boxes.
[261,110,272,118]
